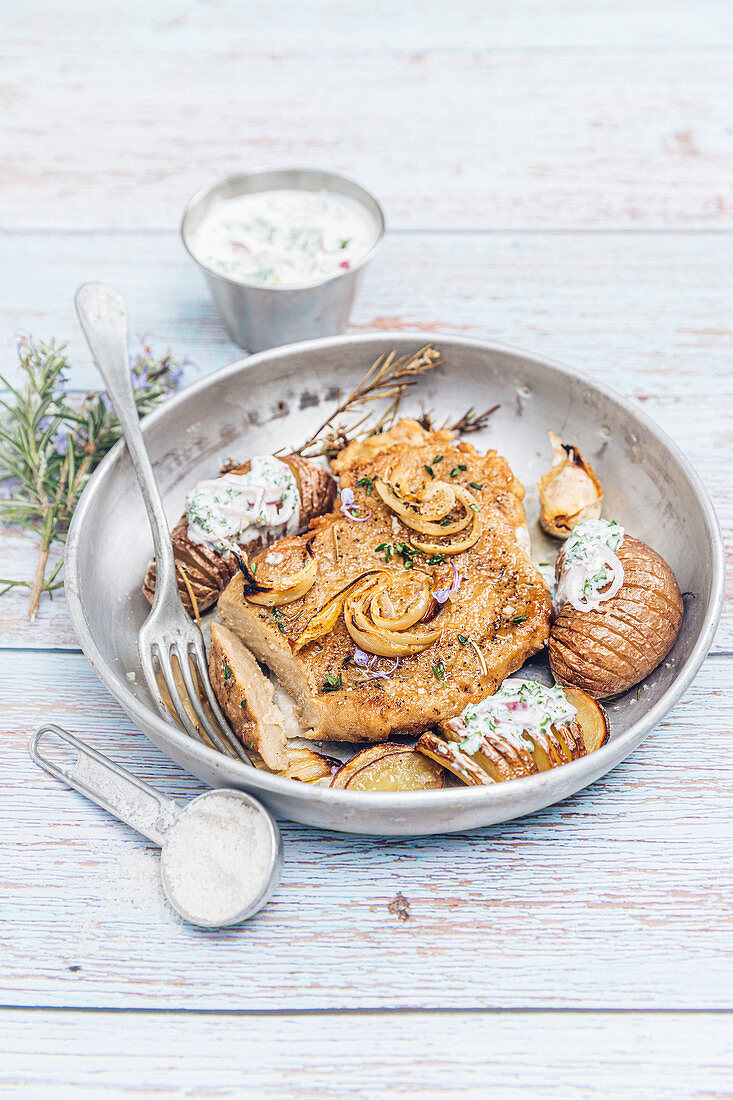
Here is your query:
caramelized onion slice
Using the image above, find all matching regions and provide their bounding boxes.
[371,574,433,631]
[291,570,384,653]
[409,507,482,555]
[245,541,318,607]
[375,479,474,537]
[344,572,444,657]
[375,478,459,525]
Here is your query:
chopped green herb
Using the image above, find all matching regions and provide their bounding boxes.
[376,541,394,563]
[223,663,232,680]
[539,562,550,567]
[322,672,343,693]
[251,561,257,574]
[272,607,286,633]
[637,685,643,699]
[450,467,460,478]
[427,554,445,565]
[512,615,528,624]
[468,503,479,513]
[424,464,435,478]
[470,481,483,490]
[340,238,350,249]
[457,634,469,646]
[342,654,352,668]
[432,660,446,680]
[440,518,452,527]
[241,699,247,709]
[432,454,443,464]
[356,476,375,496]
[394,542,420,569]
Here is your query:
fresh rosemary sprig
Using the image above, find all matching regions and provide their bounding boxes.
[0,337,184,620]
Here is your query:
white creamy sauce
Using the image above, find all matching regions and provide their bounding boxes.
[189,189,377,288]
[457,678,577,757]
[555,518,625,613]
[186,455,300,555]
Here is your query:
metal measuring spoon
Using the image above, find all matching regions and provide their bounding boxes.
[29,725,282,928]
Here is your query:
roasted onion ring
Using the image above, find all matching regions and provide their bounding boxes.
[245,542,318,607]
[344,571,444,657]
[375,479,482,554]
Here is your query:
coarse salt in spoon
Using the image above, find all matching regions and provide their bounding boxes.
[29,724,282,928]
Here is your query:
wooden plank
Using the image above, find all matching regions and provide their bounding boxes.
[3,49,732,230]
[2,649,732,1011]
[3,230,733,390]
[2,1008,733,1098]
[8,0,733,52]
[1,230,730,650]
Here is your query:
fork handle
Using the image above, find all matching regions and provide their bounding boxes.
[74,282,178,600]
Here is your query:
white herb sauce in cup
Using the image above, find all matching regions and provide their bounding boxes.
[189,189,378,289]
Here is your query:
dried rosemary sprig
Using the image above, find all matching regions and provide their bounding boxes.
[0,337,184,620]
[417,404,500,435]
[447,404,500,434]
[292,344,444,459]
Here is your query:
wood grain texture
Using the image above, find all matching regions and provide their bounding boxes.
[1,230,730,650]
[8,0,733,52]
[3,649,732,1011]
[2,1008,733,1098]
[4,49,732,230]
[3,0,733,1076]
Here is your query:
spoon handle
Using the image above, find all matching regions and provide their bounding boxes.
[29,725,180,846]
[74,282,178,600]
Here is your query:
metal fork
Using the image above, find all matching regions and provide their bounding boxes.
[74,282,251,765]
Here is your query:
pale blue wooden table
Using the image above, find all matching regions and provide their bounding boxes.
[2,3,732,1096]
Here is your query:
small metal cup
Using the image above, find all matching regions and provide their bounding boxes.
[181,167,385,352]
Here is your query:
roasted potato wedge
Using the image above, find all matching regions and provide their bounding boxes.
[209,621,289,771]
[330,743,444,791]
[538,431,603,539]
[143,455,336,616]
[420,684,609,787]
[441,718,536,781]
[550,535,683,698]
[416,732,494,786]
[562,686,609,752]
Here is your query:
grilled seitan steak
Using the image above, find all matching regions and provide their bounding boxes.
[218,420,551,741]
[209,621,289,770]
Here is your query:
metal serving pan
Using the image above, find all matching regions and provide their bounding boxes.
[65,333,724,836]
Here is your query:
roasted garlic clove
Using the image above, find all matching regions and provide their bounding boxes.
[538,431,603,539]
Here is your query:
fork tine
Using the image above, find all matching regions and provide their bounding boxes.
[176,641,249,762]
[138,643,163,713]
[155,643,214,747]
